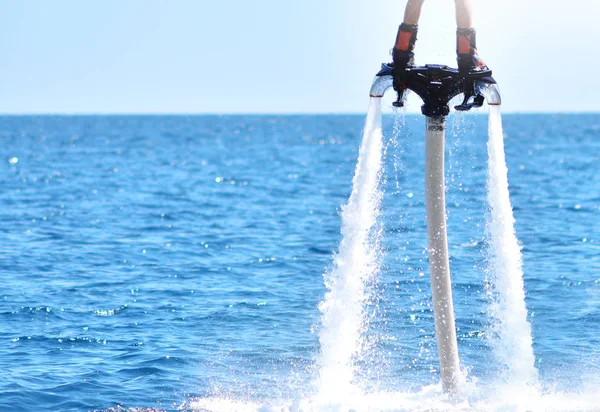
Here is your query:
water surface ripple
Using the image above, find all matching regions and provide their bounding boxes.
[0,114,599,411]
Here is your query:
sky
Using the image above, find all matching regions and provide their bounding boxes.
[0,0,598,114]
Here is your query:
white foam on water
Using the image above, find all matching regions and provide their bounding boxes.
[485,105,539,389]
[189,384,600,412]
[315,97,385,402]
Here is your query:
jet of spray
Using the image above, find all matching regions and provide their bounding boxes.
[485,106,539,389]
[317,97,385,402]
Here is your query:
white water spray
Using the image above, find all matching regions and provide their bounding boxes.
[317,97,385,401]
[485,106,539,388]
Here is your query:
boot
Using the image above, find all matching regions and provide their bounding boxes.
[392,23,418,91]
[456,28,489,73]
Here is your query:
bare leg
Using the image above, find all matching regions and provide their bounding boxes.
[403,0,426,25]
[394,0,424,52]
[454,0,473,29]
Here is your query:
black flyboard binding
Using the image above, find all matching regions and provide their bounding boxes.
[376,63,496,117]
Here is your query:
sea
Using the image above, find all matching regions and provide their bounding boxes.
[0,113,599,411]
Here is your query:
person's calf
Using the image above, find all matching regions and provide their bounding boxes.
[403,0,426,25]
[454,0,473,29]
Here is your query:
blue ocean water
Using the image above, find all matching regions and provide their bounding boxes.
[0,114,599,411]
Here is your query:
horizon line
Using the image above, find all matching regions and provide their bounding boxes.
[0,111,598,116]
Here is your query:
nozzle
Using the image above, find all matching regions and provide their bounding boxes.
[479,82,502,105]
[369,64,394,98]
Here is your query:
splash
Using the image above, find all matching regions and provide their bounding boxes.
[189,385,600,411]
[316,97,385,402]
[485,106,539,388]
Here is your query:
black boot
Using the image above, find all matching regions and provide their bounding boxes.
[392,23,418,91]
[456,28,489,73]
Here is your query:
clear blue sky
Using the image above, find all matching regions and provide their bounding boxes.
[0,0,597,114]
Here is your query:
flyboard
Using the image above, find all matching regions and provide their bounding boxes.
[369,63,501,394]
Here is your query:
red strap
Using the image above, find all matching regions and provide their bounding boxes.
[458,34,472,54]
[396,31,413,51]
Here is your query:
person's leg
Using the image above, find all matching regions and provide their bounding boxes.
[454,0,473,29]
[454,0,488,72]
[394,0,424,53]
[403,0,426,26]
[392,0,424,90]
